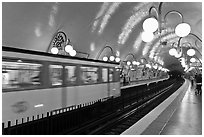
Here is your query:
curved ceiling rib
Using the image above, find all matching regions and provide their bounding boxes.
[2,2,202,73]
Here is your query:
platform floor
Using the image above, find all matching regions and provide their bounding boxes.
[159,87,202,135]
[142,81,202,135]
[122,79,202,135]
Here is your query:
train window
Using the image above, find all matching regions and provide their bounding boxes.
[80,66,99,84]
[2,61,42,90]
[65,65,77,85]
[49,65,63,86]
[102,68,108,82]
[109,68,114,82]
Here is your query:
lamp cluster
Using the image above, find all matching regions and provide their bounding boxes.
[169,43,196,59]
[64,44,77,56]
[141,5,199,72]
[187,48,195,56]
[125,59,168,72]
[142,6,191,43]
[142,17,158,42]
[142,17,191,43]
[103,56,120,62]
[168,47,182,58]
[49,31,77,57]
[51,44,77,57]
[126,60,140,66]
[188,48,197,63]
[169,45,197,70]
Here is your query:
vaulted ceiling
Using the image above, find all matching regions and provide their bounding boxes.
[2,2,202,73]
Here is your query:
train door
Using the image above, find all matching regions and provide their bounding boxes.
[108,67,120,97]
[63,64,78,107]
[101,67,109,98]
[48,64,64,109]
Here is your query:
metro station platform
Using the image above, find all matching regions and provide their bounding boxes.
[122,79,202,135]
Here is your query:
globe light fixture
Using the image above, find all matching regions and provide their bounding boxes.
[190,57,196,63]
[143,17,159,32]
[127,61,131,66]
[96,45,116,62]
[135,61,140,66]
[65,44,73,53]
[169,48,177,56]
[187,48,195,56]
[174,51,182,58]
[146,64,151,68]
[109,55,115,61]
[103,56,108,61]
[132,61,137,65]
[153,65,158,69]
[51,47,59,54]
[115,57,120,62]
[141,31,154,42]
[175,23,191,37]
[69,49,77,56]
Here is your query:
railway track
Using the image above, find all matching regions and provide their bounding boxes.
[65,79,184,135]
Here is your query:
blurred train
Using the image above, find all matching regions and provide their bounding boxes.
[2,46,120,126]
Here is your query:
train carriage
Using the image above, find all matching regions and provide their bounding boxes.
[2,46,120,126]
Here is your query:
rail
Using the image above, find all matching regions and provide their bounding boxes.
[65,78,181,134]
[88,79,183,134]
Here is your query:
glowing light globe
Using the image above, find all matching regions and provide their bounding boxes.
[103,56,108,61]
[69,49,76,56]
[169,48,177,56]
[190,57,196,63]
[51,47,59,54]
[109,56,115,61]
[142,31,154,42]
[174,52,182,58]
[158,66,162,70]
[132,61,137,65]
[143,17,158,32]
[146,64,151,68]
[127,61,131,66]
[175,23,191,37]
[65,45,73,53]
[187,48,195,56]
[153,65,158,69]
[115,57,120,62]
[135,61,140,66]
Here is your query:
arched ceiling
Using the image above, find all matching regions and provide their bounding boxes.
[2,2,202,73]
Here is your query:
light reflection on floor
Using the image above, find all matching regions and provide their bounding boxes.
[160,81,202,135]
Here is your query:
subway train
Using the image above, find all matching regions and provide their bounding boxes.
[2,46,121,126]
